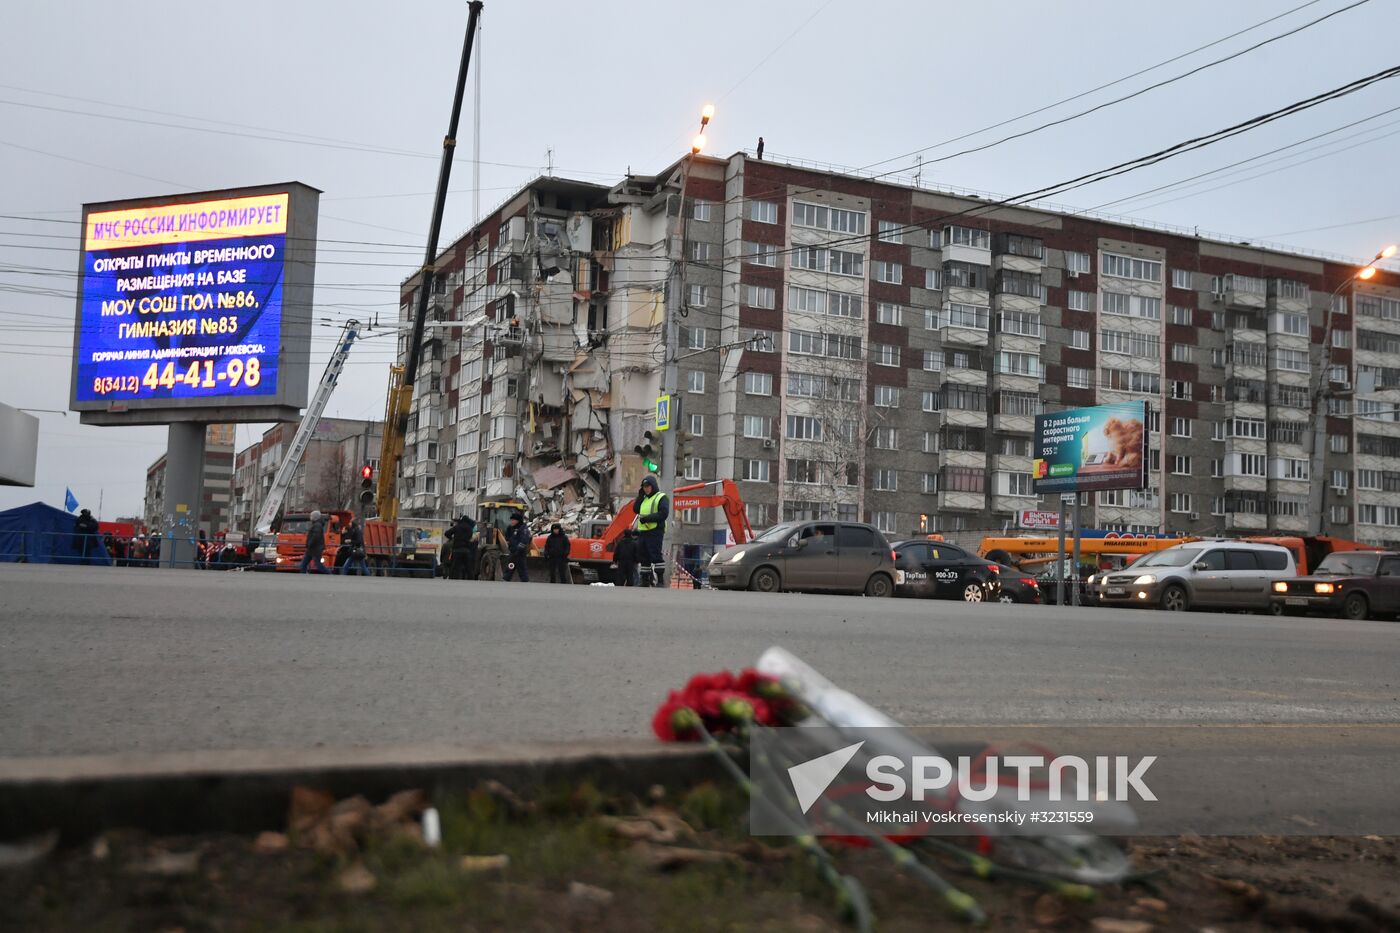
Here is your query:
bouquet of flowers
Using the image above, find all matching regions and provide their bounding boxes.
[652,648,1135,929]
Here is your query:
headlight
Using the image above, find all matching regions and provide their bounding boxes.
[1086,574,1096,585]
[1132,574,1155,585]
[1272,582,1288,594]
[1314,582,1335,595]
[728,550,747,563]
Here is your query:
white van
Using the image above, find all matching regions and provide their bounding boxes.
[1090,541,1296,612]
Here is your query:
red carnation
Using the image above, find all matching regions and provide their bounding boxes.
[651,691,702,742]
[685,671,735,695]
[737,667,781,698]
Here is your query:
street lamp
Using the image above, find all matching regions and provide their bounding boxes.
[1309,243,1398,535]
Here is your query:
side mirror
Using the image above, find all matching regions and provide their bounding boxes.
[1193,561,1209,572]
[789,536,804,549]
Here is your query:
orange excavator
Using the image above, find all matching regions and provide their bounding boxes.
[532,479,754,584]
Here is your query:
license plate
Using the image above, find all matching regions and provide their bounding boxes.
[1107,587,1127,596]
[1286,597,1307,606]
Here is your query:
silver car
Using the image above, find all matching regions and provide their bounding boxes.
[1091,541,1295,612]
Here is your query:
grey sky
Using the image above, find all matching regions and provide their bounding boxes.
[3,0,1398,519]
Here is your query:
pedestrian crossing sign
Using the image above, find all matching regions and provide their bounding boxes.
[656,394,671,431]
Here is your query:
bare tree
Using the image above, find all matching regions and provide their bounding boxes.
[308,446,350,510]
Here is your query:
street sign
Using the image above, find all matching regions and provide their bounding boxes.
[656,394,672,431]
[1018,509,1061,529]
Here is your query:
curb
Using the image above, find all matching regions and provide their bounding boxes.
[0,740,718,843]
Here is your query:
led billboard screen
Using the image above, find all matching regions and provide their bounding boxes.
[70,183,317,424]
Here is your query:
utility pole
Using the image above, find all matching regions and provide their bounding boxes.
[659,107,714,579]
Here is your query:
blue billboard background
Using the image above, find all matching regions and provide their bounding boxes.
[74,232,285,403]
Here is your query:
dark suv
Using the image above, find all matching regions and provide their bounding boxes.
[707,521,896,597]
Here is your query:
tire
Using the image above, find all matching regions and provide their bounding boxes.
[1342,592,1369,621]
[749,566,781,594]
[864,573,893,598]
[1267,601,1285,616]
[1159,584,1189,612]
[962,582,986,603]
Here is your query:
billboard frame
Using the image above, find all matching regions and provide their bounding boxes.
[69,181,320,426]
[1032,400,1151,496]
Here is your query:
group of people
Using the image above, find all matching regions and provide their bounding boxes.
[297,510,370,575]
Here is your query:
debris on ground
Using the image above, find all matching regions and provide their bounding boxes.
[0,830,57,870]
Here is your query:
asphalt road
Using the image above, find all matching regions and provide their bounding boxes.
[1,563,1398,758]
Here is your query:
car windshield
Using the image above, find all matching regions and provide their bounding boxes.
[753,522,801,543]
[279,518,309,535]
[1314,552,1380,576]
[1132,547,1203,568]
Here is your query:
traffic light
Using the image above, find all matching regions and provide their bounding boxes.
[676,430,695,476]
[634,431,659,473]
[359,464,374,508]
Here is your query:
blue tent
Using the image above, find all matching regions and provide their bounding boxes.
[0,502,111,564]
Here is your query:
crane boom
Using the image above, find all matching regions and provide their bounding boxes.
[254,320,361,535]
[375,0,483,523]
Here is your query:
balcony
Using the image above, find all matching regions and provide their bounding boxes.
[942,406,989,429]
[1219,274,1268,310]
[936,490,985,512]
[1223,474,1267,495]
[992,412,1035,434]
[1224,511,1268,531]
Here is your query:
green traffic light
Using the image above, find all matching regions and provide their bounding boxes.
[644,458,660,472]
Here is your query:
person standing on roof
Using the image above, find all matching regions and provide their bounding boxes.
[502,511,532,582]
[633,474,669,588]
[299,510,328,573]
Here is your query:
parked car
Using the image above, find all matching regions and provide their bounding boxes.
[707,521,896,597]
[993,564,1042,604]
[890,539,1001,602]
[1270,550,1400,620]
[1089,540,1295,612]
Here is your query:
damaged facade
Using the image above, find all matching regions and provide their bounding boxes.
[396,154,1400,552]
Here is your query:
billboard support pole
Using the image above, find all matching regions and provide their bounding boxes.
[1056,499,1067,607]
[1071,496,1083,607]
[162,421,206,570]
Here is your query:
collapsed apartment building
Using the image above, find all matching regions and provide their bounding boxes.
[396,151,1400,554]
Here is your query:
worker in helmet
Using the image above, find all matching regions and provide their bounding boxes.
[633,474,669,587]
[502,511,532,582]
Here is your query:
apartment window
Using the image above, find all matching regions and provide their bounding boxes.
[873,343,900,367]
[1272,348,1308,372]
[748,329,776,353]
[873,468,897,492]
[789,329,862,360]
[1067,367,1092,389]
[874,385,900,407]
[1170,304,1193,326]
[1170,344,1195,363]
[922,472,938,494]
[1332,469,1349,492]
[749,200,778,224]
[743,241,778,266]
[874,261,903,284]
[943,384,988,411]
[874,426,899,450]
[1332,330,1350,348]
[942,466,985,493]
[1067,290,1092,312]
[746,502,771,528]
[743,372,772,396]
[689,413,704,436]
[1330,505,1351,525]
[996,351,1042,378]
[786,458,822,485]
[997,391,1040,418]
[1169,381,1192,401]
[1171,417,1192,438]
[1000,436,1033,456]
[1210,458,1222,478]
[923,348,942,371]
[1171,455,1192,475]
[1103,252,1162,282]
[742,459,770,482]
[1229,418,1266,440]
[1236,453,1266,477]
[1359,295,1400,320]
[922,431,938,453]
[742,414,770,439]
[946,347,980,370]
[1102,291,1130,316]
[424,476,437,495]
[1069,329,1090,350]
[924,268,942,291]
[945,303,990,330]
[792,246,864,276]
[1330,434,1350,453]
[1170,268,1192,289]
[1272,311,1308,336]
[1002,472,1034,497]
[877,219,903,244]
[1330,365,1350,384]
[687,371,705,394]
[785,415,823,441]
[684,457,703,481]
[690,199,712,222]
[1065,251,1091,274]
[1100,368,1161,394]
[1100,329,1160,358]
[1169,493,1193,514]
[869,511,896,534]
[875,302,902,326]
[744,284,776,309]
[687,284,708,307]
[999,310,1043,338]
[943,226,990,249]
[922,389,939,412]
[686,327,708,350]
[688,240,713,262]
[1274,458,1310,481]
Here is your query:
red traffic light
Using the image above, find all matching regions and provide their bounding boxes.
[361,464,373,480]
